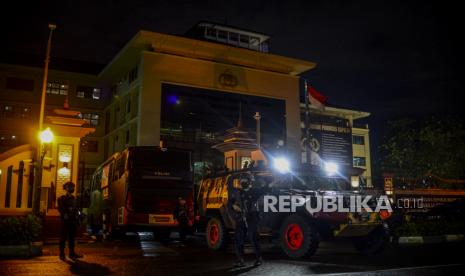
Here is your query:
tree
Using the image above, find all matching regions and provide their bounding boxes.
[380,117,465,180]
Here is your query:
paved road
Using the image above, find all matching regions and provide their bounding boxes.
[1,233,464,275]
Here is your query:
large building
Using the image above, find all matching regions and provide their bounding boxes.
[0,22,373,215]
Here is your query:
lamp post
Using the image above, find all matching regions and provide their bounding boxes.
[33,128,54,215]
[32,23,56,215]
[254,112,261,148]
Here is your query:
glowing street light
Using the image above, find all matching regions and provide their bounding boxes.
[39,128,54,143]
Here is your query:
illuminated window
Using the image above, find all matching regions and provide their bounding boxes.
[353,156,366,167]
[21,107,31,118]
[93,88,101,99]
[76,86,101,100]
[79,113,99,126]
[46,81,68,95]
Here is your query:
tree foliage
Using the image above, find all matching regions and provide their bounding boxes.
[380,117,465,180]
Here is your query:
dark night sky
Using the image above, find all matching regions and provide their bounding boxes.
[1,0,464,167]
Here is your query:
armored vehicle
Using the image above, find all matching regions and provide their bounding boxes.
[197,162,390,259]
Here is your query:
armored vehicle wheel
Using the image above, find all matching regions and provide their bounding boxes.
[352,225,389,254]
[206,216,228,250]
[279,215,320,259]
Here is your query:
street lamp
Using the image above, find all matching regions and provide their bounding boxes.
[32,23,57,215]
[32,128,54,215]
[39,128,54,143]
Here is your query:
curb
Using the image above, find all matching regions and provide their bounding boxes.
[393,234,465,244]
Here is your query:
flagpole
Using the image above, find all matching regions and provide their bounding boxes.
[304,80,311,165]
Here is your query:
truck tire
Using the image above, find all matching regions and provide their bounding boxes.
[279,215,320,259]
[206,216,228,250]
[352,225,389,255]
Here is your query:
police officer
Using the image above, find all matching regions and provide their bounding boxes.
[228,174,263,267]
[173,196,190,241]
[57,181,83,260]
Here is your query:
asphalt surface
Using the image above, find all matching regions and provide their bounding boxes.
[1,232,464,275]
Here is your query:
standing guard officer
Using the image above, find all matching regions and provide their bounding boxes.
[57,181,83,260]
[228,173,263,267]
[174,196,190,241]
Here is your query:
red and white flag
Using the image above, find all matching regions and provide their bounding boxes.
[306,84,327,110]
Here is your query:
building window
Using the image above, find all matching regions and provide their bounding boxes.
[2,105,31,119]
[6,77,34,91]
[239,34,249,45]
[228,32,238,43]
[76,86,101,100]
[46,81,68,95]
[93,88,101,99]
[218,30,228,41]
[206,28,216,38]
[3,105,14,118]
[20,107,31,118]
[353,156,366,167]
[79,113,99,126]
[352,135,365,145]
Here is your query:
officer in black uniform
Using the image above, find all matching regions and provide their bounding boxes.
[228,173,263,267]
[173,196,190,241]
[57,181,83,260]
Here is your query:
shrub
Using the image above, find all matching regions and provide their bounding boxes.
[0,215,42,245]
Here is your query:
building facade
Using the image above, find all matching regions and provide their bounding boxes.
[0,62,107,215]
[0,22,373,215]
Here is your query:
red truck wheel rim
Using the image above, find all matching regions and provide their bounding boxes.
[209,223,219,245]
[285,223,303,250]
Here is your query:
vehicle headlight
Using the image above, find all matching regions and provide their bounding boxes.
[273,157,290,174]
[324,162,338,175]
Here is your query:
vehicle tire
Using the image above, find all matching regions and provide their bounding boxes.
[279,214,320,259]
[206,216,228,251]
[352,225,389,255]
